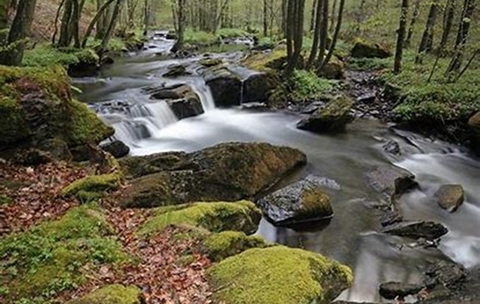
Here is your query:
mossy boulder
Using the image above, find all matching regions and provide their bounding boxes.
[67,285,142,304]
[256,175,335,225]
[297,96,354,133]
[120,142,307,208]
[202,231,271,262]
[207,246,353,304]
[0,205,129,302]
[241,48,287,72]
[351,40,392,59]
[146,84,204,120]
[319,56,345,80]
[162,64,191,78]
[468,111,480,155]
[0,66,114,152]
[199,58,223,67]
[61,172,123,200]
[138,201,262,236]
[67,48,100,77]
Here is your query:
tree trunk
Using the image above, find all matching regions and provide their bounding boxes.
[309,0,317,32]
[319,0,345,72]
[263,0,268,36]
[316,0,329,68]
[0,0,11,45]
[171,0,185,52]
[330,0,337,32]
[405,0,421,47]
[0,0,37,66]
[446,0,476,75]
[394,0,409,74]
[100,0,123,52]
[58,0,73,46]
[439,0,455,49]
[307,0,322,68]
[82,0,116,47]
[416,0,439,63]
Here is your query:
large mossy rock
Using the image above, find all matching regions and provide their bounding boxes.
[120,142,307,208]
[256,175,335,225]
[67,48,100,77]
[468,111,480,155]
[138,201,262,236]
[146,83,204,119]
[67,285,143,304]
[201,66,242,107]
[207,246,353,304]
[351,41,392,59]
[0,66,114,152]
[297,96,354,133]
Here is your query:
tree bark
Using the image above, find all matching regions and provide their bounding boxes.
[316,0,329,68]
[0,0,37,66]
[100,0,123,52]
[319,0,345,72]
[416,0,439,63]
[171,0,186,52]
[439,0,455,49]
[307,0,322,68]
[405,0,421,47]
[82,0,116,47]
[394,0,409,74]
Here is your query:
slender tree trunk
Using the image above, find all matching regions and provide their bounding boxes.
[0,0,11,45]
[394,0,409,74]
[330,0,337,32]
[100,0,123,52]
[0,0,37,66]
[58,0,73,46]
[309,0,317,32]
[416,0,439,63]
[263,0,268,36]
[319,0,345,72]
[405,0,421,47]
[82,0,116,47]
[316,0,329,68]
[439,0,455,49]
[171,0,185,52]
[51,0,65,44]
[307,0,322,68]
[446,0,476,75]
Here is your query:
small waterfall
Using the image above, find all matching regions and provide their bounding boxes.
[239,79,245,104]
[95,98,179,145]
[191,81,216,111]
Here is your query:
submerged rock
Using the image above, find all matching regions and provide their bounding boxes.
[351,41,392,59]
[162,64,191,77]
[379,282,424,300]
[383,221,448,240]
[297,96,354,133]
[207,246,353,304]
[120,142,306,208]
[256,175,336,225]
[67,284,143,304]
[138,201,262,236]
[435,184,465,212]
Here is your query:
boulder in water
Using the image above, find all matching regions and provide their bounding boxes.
[296,96,354,133]
[120,142,307,208]
[101,140,130,159]
[207,246,353,304]
[435,184,464,212]
[162,64,191,78]
[256,175,336,225]
[67,49,100,77]
[379,282,424,300]
[199,58,223,67]
[366,165,418,199]
[351,40,392,59]
[383,221,448,240]
[201,66,242,107]
[147,84,204,120]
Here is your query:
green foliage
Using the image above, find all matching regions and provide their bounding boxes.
[0,205,129,303]
[138,201,261,236]
[348,57,392,71]
[217,28,248,38]
[0,194,13,205]
[287,70,337,102]
[23,46,99,68]
[184,29,219,46]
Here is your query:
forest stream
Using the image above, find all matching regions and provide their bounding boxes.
[71,35,480,303]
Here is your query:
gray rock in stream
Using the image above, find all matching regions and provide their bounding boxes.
[146,84,204,120]
[201,66,242,107]
[366,165,418,199]
[256,175,338,225]
[435,184,465,213]
[379,281,425,300]
[383,221,448,240]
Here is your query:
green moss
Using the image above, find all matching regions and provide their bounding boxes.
[61,172,123,198]
[67,284,142,304]
[199,58,223,67]
[288,70,338,102]
[242,48,287,72]
[74,49,99,65]
[207,246,353,304]
[0,205,129,303]
[23,46,99,68]
[0,65,113,147]
[138,201,261,236]
[298,188,333,218]
[203,231,271,262]
[0,194,13,205]
[64,100,115,147]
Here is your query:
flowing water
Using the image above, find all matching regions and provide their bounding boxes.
[74,38,480,303]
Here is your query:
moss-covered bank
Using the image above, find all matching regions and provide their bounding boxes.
[67,285,142,304]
